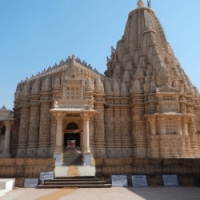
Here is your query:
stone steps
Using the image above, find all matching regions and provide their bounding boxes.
[38,176,111,188]
[62,148,83,165]
[63,154,82,165]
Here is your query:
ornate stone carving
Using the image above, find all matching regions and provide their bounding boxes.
[85,78,94,91]
[42,76,51,92]
[95,78,104,92]
[104,80,113,96]
[31,79,40,94]
[132,80,143,94]
[22,82,31,97]
[113,80,120,97]
[53,76,61,89]
[121,82,129,97]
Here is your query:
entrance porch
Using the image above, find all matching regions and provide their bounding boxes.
[50,104,96,166]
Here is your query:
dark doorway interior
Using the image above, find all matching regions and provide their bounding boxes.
[64,133,80,147]
[64,122,80,147]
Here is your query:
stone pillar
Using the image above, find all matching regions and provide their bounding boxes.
[89,117,95,155]
[148,116,159,158]
[182,117,189,136]
[37,101,51,157]
[17,102,30,157]
[149,116,156,135]
[105,107,115,158]
[114,107,121,157]
[189,118,199,158]
[49,115,56,156]
[159,117,166,135]
[2,121,13,157]
[27,102,40,157]
[158,117,167,158]
[82,115,90,154]
[94,101,106,158]
[12,100,20,157]
[54,114,63,153]
[176,117,182,135]
[120,107,132,157]
[182,117,192,157]
[131,100,147,158]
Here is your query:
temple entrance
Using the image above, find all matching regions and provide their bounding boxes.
[64,122,81,148]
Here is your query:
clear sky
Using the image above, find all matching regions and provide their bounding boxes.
[0,0,200,110]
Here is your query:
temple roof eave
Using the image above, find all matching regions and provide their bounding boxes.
[50,108,97,114]
[145,113,195,117]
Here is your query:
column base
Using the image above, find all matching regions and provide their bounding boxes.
[106,148,115,158]
[95,148,106,158]
[27,148,37,157]
[54,146,63,154]
[53,153,63,166]
[16,148,27,158]
[83,153,91,166]
[37,147,48,157]
[48,146,55,157]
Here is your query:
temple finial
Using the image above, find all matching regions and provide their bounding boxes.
[137,0,144,8]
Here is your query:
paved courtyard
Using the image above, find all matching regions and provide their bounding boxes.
[1,187,200,200]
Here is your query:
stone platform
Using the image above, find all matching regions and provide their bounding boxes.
[1,158,200,188]
[0,179,15,197]
[55,166,95,177]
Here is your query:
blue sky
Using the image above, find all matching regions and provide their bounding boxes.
[1,0,200,110]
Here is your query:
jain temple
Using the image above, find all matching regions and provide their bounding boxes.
[1,1,200,187]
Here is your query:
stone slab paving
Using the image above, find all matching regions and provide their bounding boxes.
[55,166,96,177]
[1,187,200,200]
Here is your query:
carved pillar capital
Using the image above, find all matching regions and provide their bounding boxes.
[80,113,90,120]
[147,115,156,123]
[3,120,13,127]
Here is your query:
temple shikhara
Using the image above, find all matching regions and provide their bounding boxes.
[1,0,200,166]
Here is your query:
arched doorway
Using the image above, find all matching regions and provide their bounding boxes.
[64,122,81,148]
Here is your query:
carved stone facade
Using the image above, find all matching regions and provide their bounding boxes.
[1,1,200,160]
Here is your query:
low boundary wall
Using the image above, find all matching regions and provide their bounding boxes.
[95,158,200,186]
[1,158,200,187]
[0,158,55,187]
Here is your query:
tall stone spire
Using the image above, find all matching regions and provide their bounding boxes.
[137,0,144,8]
[105,2,200,159]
